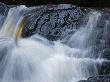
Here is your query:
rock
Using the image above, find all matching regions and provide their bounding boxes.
[82,75,110,82]
[102,49,110,60]
[0,2,9,15]
[0,2,9,28]
[99,61,110,75]
[78,80,87,82]
[22,4,87,40]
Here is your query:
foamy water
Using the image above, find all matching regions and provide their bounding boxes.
[0,5,108,82]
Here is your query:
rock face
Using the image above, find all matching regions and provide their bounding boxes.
[0,2,9,27]
[0,3,9,15]
[22,4,87,40]
[79,75,110,82]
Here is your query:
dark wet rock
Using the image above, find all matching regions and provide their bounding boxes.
[79,75,110,82]
[102,49,110,60]
[0,2,9,16]
[99,61,110,75]
[78,80,87,82]
[22,4,87,40]
[0,2,9,28]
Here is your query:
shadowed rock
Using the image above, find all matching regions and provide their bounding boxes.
[79,75,110,82]
[0,2,9,28]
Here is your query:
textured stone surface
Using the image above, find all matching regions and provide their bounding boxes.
[79,75,110,82]
[100,61,110,75]
[0,2,9,15]
[0,2,9,28]
[22,4,87,40]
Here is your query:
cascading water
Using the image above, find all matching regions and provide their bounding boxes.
[0,6,27,39]
[0,5,109,82]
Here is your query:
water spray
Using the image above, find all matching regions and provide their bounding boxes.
[15,16,27,46]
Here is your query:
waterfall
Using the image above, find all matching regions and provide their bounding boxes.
[0,6,108,82]
[0,5,27,39]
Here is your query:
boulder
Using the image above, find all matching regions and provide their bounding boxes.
[79,75,110,82]
[22,4,87,40]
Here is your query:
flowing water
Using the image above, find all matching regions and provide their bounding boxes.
[0,6,108,82]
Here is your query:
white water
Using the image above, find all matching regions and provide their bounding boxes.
[0,6,108,82]
[0,6,26,38]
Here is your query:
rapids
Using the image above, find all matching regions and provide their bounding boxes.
[0,5,109,82]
